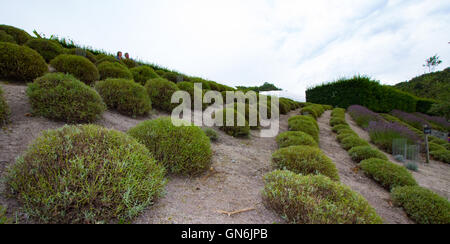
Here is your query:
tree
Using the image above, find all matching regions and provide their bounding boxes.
[423,55,443,73]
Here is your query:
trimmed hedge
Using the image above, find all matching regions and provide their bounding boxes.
[145,78,179,112]
[262,170,383,224]
[276,131,318,148]
[340,136,370,151]
[215,108,250,137]
[98,61,132,80]
[288,115,319,131]
[360,158,418,190]
[25,38,64,62]
[306,76,418,113]
[391,186,450,224]
[288,116,319,143]
[429,143,446,152]
[128,117,212,175]
[0,42,48,82]
[95,78,151,117]
[0,25,31,45]
[50,54,99,84]
[301,104,324,119]
[130,66,159,85]
[27,73,106,123]
[348,146,388,163]
[0,86,10,125]
[271,146,340,181]
[6,125,166,224]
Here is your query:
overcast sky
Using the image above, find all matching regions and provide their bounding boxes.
[1,0,449,101]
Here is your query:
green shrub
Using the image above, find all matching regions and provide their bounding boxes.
[50,54,99,84]
[332,124,351,133]
[122,58,137,69]
[279,99,291,114]
[0,42,47,82]
[145,78,179,112]
[331,108,346,118]
[288,115,319,131]
[215,108,250,137]
[341,136,370,150]
[27,73,106,123]
[96,55,124,66]
[348,146,388,163]
[336,132,358,142]
[301,106,318,119]
[391,186,450,224]
[97,61,132,80]
[128,117,212,175]
[336,128,356,135]
[360,159,418,190]
[25,38,64,62]
[0,86,10,125]
[429,143,446,152]
[162,71,181,83]
[130,66,158,85]
[330,117,347,127]
[262,170,382,224]
[0,25,31,45]
[276,131,318,148]
[203,128,218,142]
[6,125,166,224]
[430,150,450,164]
[65,48,97,64]
[288,117,319,143]
[272,146,340,181]
[0,205,12,224]
[0,30,15,43]
[95,78,151,117]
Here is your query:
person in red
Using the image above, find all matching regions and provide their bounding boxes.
[116,51,123,60]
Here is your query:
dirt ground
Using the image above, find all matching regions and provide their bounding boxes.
[345,113,450,200]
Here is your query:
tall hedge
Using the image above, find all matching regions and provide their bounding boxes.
[306,76,419,113]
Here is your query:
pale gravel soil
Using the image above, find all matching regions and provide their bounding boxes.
[345,113,450,200]
[318,111,413,224]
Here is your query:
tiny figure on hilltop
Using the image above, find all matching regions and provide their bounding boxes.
[125,52,130,60]
[116,51,123,60]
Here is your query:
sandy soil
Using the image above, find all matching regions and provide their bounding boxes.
[317,111,413,224]
[345,113,450,200]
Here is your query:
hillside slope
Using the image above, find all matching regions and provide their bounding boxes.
[394,68,450,101]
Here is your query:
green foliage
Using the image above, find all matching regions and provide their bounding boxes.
[288,116,319,143]
[97,61,132,80]
[262,170,383,224]
[331,108,346,118]
[96,55,124,66]
[95,78,151,117]
[272,146,340,181]
[348,146,388,163]
[306,75,418,113]
[0,86,10,125]
[0,42,48,82]
[122,58,137,69]
[276,131,318,148]
[429,143,446,152]
[162,71,181,83]
[0,30,15,43]
[215,108,250,137]
[330,117,347,127]
[430,150,450,164]
[380,113,423,136]
[0,25,31,44]
[50,54,99,84]
[25,38,64,62]
[340,136,370,151]
[391,186,450,224]
[360,159,418,190]
[6,125,166,224]
[27,73,105,123]
[301,104,325,119]
[236,82,282,92]
[145,78,179,112]
[0,205,12,224]
[332,124,351,133]
[405,162,419,172]
[128,117,212,175]
[130,66,159,85]
[65,48,97,64]
[203,128,218,142]
[279,99,290,115]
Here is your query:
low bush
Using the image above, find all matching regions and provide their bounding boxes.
[301,105,324,119]
[336,132,358,142]
[340,136,370,150]
[272,146,340,181]
[0,42,48,82]
[122,58,137,69]
[0,86,10,125]
[27,73,106,123]
[348,105,383,129]
[0,25,31,44]
[203,128,218,142]
[276,131,318,148]
[96,55,124,66]
[360,158,418,190]
[262,170,383,224]
[332,124,351,133]
[279,99,291,115]
[215,108,250,137]
[128,117,212,175]
[391,186,450,224]
[6,125,166,224]
[0,205,12,224]
[130,66,159,85]
[330,117,347,127]
[429,143,446,152]
[288,115,319,131]
[65,48,97,64]
[145,78,179,112]
[98,61,133,80]
[430,150,450,164]
[348,146,388,163]
[0,30,15,43]
[288,117,319,143]
[50,54,99,84]
[331,108,346,118]
[368,120,421,154]
[95,78,151,117]
[25,38,64,62]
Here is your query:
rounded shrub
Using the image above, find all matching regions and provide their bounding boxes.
[301,106,318,119]
[429,143,446,152]
[330,117,347,127]
[27,73,106,123]
[130,66,158,85]
[289,115,319,131]
[145,78,179,112]
[95,78,151,117]
[98,61,132,80]
[25,38,64,62]
[0,42,48,82]
[288,118,319,143]
[50,54,99,84]
[203,127,218,142]
[279,99,290,115]
[341,136,370,151]
[128,117,212,175]
[215,108,250,137]
[96,55,124,66]
[430,150,450,164]
[348,146,388,163]
[122,59,137,69]
[391,186,450,224]
[276,131,318,148]
[272,146,340,181]
[332,124,351,133]
[337,132,358,143]
[162,71,180,83]
[0,25,31,45]
[0,86,10,125]
[65,48,97,64]
[337,128,356,136]
[360,158,418,190]
[6,125,166,224]
[0,30,15,43]
[262,170,382,224]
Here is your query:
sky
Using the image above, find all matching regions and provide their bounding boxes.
[1,0,449,101]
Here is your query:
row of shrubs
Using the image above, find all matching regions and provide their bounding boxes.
[263,108,383,224]
[330,108,450,224]
[428,136,450,164]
